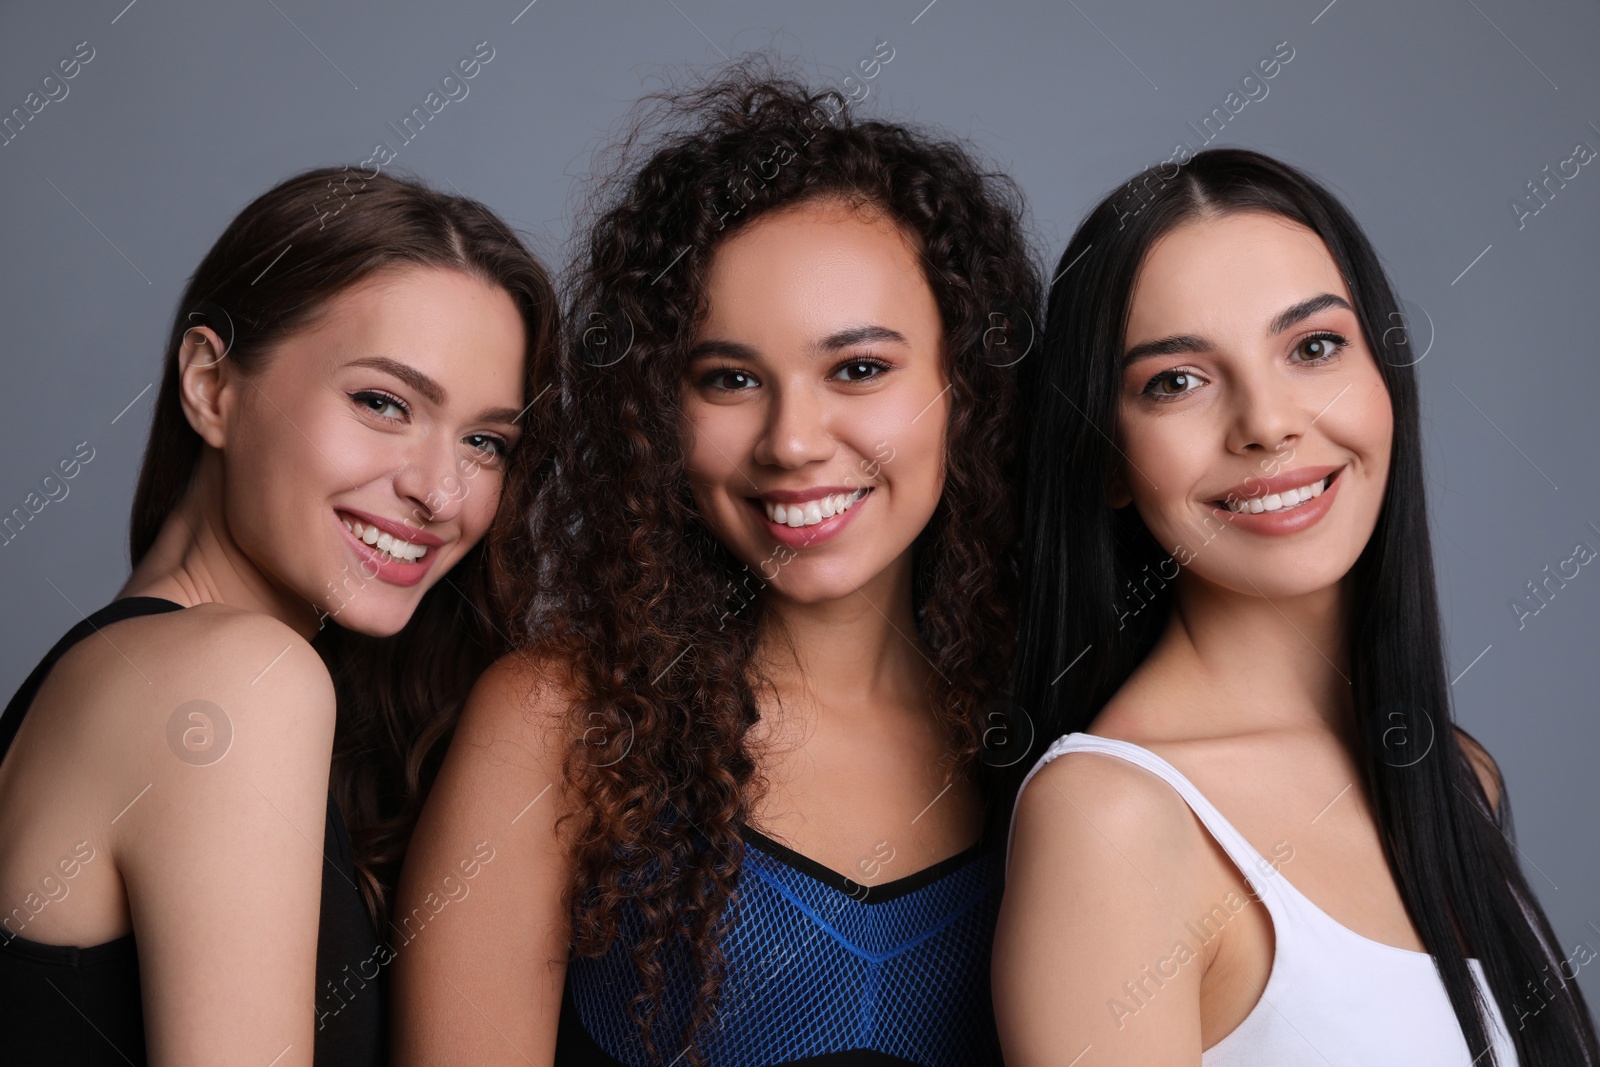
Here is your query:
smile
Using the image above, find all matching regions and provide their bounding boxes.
[1220,474,1332,515]
[339,514,430,562]
[762,488,870,529]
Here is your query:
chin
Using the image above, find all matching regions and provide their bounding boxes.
[319,597,423,639]
[1207,557,1355,602]
[763,566,877,607]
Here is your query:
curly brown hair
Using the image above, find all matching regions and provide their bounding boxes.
[494,57,1041,1065]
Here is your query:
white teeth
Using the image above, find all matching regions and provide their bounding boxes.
[1224,476,1331,515]
[341,516,428,562]
[763,488,869,529]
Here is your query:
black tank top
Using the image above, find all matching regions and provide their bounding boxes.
[0,596,386,1065]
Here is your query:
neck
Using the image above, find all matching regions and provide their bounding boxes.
[1149,571,1356,739]
[119,448,323,641]
[752,552,935,721]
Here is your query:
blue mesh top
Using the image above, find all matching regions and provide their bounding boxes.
[553,823,1005,1066]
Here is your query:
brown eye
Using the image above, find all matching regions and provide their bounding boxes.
[1293,333,1348,364]
[465,433,509,461]
[699,366,758,391]
[1141,369,1202,399]
[352,390,409,420]
[830,357,891,383]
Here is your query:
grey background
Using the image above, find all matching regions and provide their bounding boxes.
[2,0,1597,1027]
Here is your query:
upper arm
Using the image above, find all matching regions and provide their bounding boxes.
[1454,726,1504,819]
[391,651,578,1067]
[994,752,1210,1066]
[115,613,336,1067]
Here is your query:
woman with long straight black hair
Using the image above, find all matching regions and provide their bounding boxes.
[993,148,1599,1065]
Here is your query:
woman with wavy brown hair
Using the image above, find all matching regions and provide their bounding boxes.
[393,60,1041,1066]
[0,166,557,1065]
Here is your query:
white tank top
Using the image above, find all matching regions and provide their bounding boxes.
[1008,732,1519,1066]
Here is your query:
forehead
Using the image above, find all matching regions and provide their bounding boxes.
[1127,211,1351,338]
[293,266,525,378]
[699,198,933,336]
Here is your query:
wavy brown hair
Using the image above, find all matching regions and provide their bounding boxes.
[494,59,1042,1065]
[128,166,559,933]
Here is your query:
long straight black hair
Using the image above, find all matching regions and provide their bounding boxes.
[1009,147,1599,1065]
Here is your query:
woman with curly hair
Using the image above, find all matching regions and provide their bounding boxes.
[393,61,1041,1066]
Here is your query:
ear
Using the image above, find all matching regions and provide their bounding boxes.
[176,325,236,449]
[1107,463,1133,509]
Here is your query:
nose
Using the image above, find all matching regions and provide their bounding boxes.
[751,379,837,469]
[391,433,469,529]
[1225,363,1306,458]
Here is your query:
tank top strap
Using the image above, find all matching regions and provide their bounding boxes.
[0,596,188,763]
[1009,732,1296,914]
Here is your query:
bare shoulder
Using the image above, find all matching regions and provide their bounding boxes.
[996,739,1215,1062]
[409,647,584,847]
[62,600,332,700]
[1013,743,1205,878]
[391,648,580,1064]
[449,649,578,778]
[1453,725,1504,817]
[34,603,334,781]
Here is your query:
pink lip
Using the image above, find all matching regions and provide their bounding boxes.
[333,510,442,588]
[750,488,871,549]
[336,506,445,546]
[1208,467,1344,537]
[1211,465,1344,505]
[758,484,864,504]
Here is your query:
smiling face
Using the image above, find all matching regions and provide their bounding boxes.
[1114,210,1394,601]
[212,265,527,636]
[681,196,950,606]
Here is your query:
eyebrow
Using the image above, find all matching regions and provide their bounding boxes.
[688,324,910,363]
[346,355,526,426]
[1121,293,1355,365]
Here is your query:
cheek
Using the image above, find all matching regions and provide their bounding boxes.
[681,404,748,492]
[460,470,504,538]
[1327,372,1395,473]
[1120,416,1202,521]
